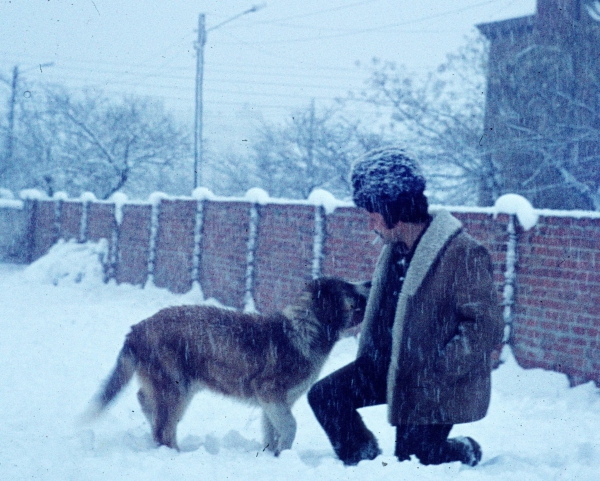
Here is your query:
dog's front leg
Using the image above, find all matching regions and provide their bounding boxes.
[261,410,279,452]
[260,402,296,455]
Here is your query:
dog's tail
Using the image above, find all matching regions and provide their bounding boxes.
[82,340,138,422]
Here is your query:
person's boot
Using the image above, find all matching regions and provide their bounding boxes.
[448,436,482,467]
[416,436,482,466]
[337,437,381,466]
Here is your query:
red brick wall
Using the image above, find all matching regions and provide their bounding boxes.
[58,201,83,241]
[153,200,196,294]
[24,197,600,386]
[321,206,380,281]
[86,203,116,243]
[253,204,316,313]
[512,215,600,386]
[116,204,152,286]
[0,202,31,263]
[198,201,249,310]
[30,200,58,261]
[453,211,510,298]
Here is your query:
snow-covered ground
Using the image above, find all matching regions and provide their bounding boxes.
[0,241,599,481]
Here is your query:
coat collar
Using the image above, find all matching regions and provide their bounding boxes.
[400,209,462,297]
[356,209,462,359]
[385,209,462,408]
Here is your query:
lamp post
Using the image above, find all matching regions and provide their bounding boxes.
[193,5,265,189]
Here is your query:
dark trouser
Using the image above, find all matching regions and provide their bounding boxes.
[307,356,459,465]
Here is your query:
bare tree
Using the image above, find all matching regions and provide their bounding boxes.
[45,88,193,199]
[359,33,494,206]
[202,147,255,197]
[211,100,387,199]
[1,84,193,199]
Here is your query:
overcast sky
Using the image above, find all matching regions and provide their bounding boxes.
[1,0,536,153]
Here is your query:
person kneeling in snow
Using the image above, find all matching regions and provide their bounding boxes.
[308,147,504,466]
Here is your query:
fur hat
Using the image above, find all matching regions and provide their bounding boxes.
[351,147,426,209]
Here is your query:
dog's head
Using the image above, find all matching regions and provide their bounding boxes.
[306,277,370,334]
[283,277,370,356]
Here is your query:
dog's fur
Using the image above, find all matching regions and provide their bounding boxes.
[88,277,369,454]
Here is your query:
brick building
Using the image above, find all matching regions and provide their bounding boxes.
[477,0,600,210]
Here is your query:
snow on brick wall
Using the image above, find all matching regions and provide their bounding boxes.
[10,195,600,387]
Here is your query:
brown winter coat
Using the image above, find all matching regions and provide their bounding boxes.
[357,209,504,425]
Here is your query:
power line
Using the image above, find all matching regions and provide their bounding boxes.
[0,53,374,79]
[12,76,357,107]
[221,0,497,45]
[0,47,427,86]
[0,2,493,73]
[40,69,365,91]
[14,72,373,108]
[0,0,507,85]
[0,50,368,74]
[1,65,380,121]
[251,0,385,24]
[0,1,497,129]
[0,51,373,101]
[6,61,366,83]
[0,52,373,93]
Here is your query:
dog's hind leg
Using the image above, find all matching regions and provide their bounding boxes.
[150,383,193,450]
[137,385,155,425]
[260,402,297,455]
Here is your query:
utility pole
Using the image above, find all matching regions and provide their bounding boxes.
[194,14,206,190]
[192,4,265,189]
[4,66,18,163]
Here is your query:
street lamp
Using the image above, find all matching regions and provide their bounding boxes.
[193,5,265,189]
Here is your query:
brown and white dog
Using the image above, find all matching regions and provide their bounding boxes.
[87,277,369,454]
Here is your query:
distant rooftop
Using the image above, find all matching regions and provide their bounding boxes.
[477,15,535,39]
[476,0,536,25]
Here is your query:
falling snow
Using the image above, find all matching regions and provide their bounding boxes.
[0,241,599,481]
